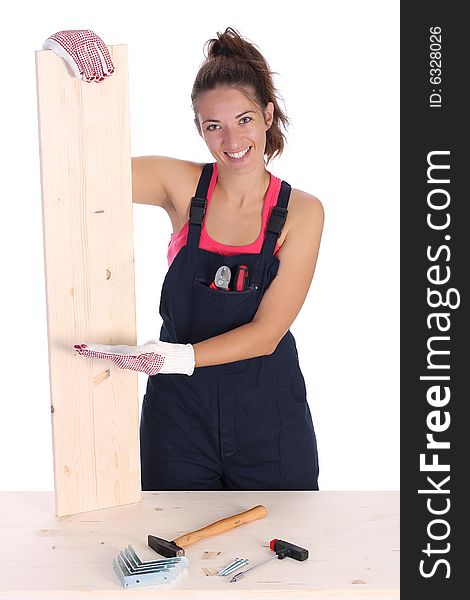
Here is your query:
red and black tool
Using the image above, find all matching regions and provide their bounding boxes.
[230,538,309,582]
[209,265,231,290]
[233,264,249,291]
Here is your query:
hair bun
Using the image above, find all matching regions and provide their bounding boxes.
[216,44,234,57]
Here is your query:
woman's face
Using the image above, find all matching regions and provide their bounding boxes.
[195,86,274,172]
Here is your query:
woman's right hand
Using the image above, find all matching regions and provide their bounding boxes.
[42,29,114,83]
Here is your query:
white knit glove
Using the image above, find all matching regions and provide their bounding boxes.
[43,29,114,83]
[73,339,195,376]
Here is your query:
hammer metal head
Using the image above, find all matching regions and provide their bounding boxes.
[148,535,185,558]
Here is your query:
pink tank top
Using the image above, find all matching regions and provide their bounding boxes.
[167,162,282,267]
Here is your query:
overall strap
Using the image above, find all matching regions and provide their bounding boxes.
[261,180,292,256]
[187,163,214,248]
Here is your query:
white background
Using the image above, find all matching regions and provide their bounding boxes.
[0,0,399,491]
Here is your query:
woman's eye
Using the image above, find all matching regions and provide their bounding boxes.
[205,117,251,131]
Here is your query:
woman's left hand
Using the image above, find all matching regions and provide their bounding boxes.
[73,339,195,376]
[42,29,114,83]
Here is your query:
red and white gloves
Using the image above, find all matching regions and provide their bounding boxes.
[74,340,195,376]
[43,30,114,83]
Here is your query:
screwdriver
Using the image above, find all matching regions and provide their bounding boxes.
[229,555,278,582]
[230,538,309,583]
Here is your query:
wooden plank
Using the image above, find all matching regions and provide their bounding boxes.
[0,491,399,599]
[35,45,141,516]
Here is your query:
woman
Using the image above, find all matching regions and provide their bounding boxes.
[72,27,324,491]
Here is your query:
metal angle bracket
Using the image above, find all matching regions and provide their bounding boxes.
[113,545,188,588]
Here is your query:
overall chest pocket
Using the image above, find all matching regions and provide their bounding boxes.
[189,279,262,343]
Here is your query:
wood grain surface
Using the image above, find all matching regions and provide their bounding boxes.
[0,491,399,599]
[35,45,141,517]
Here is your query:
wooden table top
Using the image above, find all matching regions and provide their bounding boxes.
[0,490,399,599]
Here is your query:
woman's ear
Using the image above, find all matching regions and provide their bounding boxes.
[264,102,275,130]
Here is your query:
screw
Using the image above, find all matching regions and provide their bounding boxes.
[217,558,249,576]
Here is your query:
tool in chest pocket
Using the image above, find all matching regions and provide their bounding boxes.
[210,265,232,290]
[209,265,251,291]
[233,264,249,291]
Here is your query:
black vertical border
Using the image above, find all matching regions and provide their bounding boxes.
[401,3,466,598]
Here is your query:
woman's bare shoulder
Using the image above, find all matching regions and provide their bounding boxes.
[278,187,324,247]
[153,156,206,181]
[290,188,323,212]
[131,155,206,211]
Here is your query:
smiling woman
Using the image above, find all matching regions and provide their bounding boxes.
[75,27,324,492]
[192,27,289,165]
[197,88,272,169]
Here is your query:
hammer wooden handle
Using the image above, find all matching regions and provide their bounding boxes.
[173,504,267,548]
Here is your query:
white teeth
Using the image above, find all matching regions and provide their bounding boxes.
[226,147,250,159]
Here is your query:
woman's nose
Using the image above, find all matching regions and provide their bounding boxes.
[222,127,243,150]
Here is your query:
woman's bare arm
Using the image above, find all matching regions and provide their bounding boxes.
[192,191,324,367]
[131,156,170,207]
[131,156,203,209]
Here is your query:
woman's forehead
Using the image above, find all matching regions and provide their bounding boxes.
[196,86,259,116]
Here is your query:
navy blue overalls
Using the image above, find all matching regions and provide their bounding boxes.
[140,163,319,490]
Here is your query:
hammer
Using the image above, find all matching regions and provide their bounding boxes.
[148,505,267,558]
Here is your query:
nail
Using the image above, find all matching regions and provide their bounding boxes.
[217,558,243,576]
[218,558,249,576]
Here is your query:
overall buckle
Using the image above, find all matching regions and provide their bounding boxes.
[189,197,207,225]
[266,207,288,237]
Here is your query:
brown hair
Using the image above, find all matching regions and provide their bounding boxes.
[191,27,289,164]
